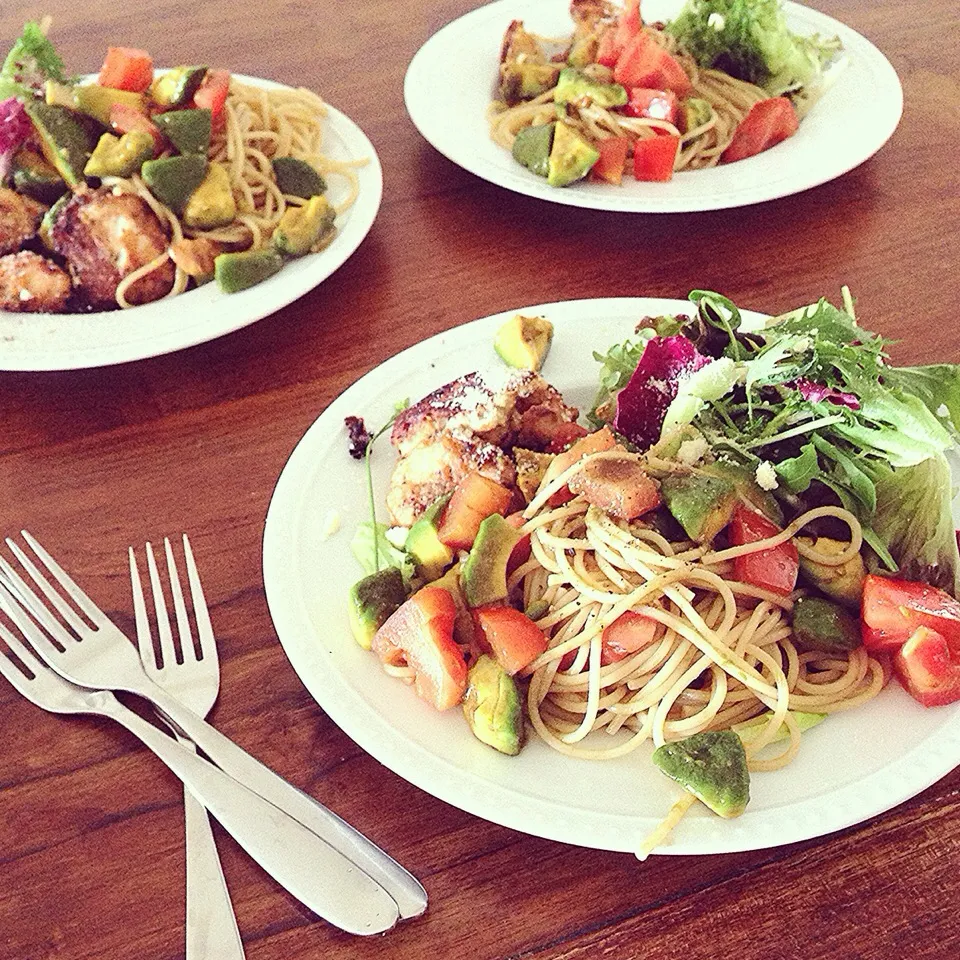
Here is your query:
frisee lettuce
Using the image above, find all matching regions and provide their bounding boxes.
[0,22,67,100]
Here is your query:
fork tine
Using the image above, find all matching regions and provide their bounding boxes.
[19,530,104,624]
[0,599,45,675]
[0,577,66,665]
[0,544,87,636]
[130,548,157,670]
[145,541,178,667]
[181,534,214,664]
[164,537,196,663]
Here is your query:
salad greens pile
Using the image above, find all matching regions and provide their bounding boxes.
[591,291,960,593]
[0,21,67,101]
[666,0,842,96]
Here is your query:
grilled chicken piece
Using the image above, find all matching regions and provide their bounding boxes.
[568,454,661,520]
[0,251,72,313]
[387,369,578,527]
[569,0,617,25]
[50,187,174,309]
[0,187,46,255]
[514,448,555,504]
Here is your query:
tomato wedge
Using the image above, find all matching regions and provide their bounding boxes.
[861,574,960,653]
[437,471,514,550]
[632,134,679,182]
[109,103,164,155]
[473,605,547,675]
[504,511,532,575]
[894,626,960,707]
[601,611,658,665]
[588,136,630,185]
[98,47,154,92]
[614,33,691,96]
[622,87,678,124]
[192,69,231,125]
[372,586,467,710]
[543,425,618,505]
[721,97,798,163]
[729,504,798,596]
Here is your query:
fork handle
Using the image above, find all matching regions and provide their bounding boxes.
[97,696,400,935]
[145,684,428,920]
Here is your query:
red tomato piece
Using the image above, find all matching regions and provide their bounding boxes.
[544,426,618,505]
[437,471,514,550]
[109,103,164,155]
[588,136,630,184]
[595,27,621,68]
[729,504,798,596]
[632,134,679,182]
[546,421,590,453]
[472,605,548,675]
[894,626,960,707]
[504,512,532,575]
[98,47,154,92]
[371,586,467,710]
[601,611,658,665]
[622,87,678,124]
[614,34,691,96]
[861,574,960,654]
[720,97,798,163]
[192,69,231,124]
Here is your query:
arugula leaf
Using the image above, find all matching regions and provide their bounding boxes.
[0,22,67,100]
[811,433,876,515]
[588,330,653,426]
[774,442,818,493]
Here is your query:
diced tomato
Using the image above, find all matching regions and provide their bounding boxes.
[613,0,641,48]
[371,586,467,710]
[595,27,621,68]
[894,626,960,707]
[720,97,798,163]
[546,421,590,453]
[98,47,154,93]
[437,472,513,550]
[729,504,798,596]
[472,605,548,675]
[192,69,231,125]
[861,574,960,654]
[601,611,658,665]
[544,426,618,506]
[504,512,532,575]
[622,87,678,124]
[588,136,630,185]
[109,103,164,155]
[614,33,691,96]
[632,134,679,182]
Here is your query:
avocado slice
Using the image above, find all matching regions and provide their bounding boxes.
[463,654,525,755]
[347,567,408,650]
[680,96,713,134]
[546,122,599,188]
[494,314,553,372]
[512,123,555,178]
[141,154,208,214]
[499,61,561,105]
[554,67,627,109]
[183,162,236,228]
[660,472,738,544]
[154,108,212,156]
[272,195,336,257]
[10,149,67,204]
[461,514,521,609]
[733,709,826,745]
[405,494,454,583]
[567,33,599,69]
[151,66,208,108]
[797,536,866,608]
[214,248,284,293]
[46,80,147,126]
[24,101,97,188]
[83,130,154,179]
[272,156,327,199]
[792,596,862,652]
[702,460,783,526]
[652,730,750,818]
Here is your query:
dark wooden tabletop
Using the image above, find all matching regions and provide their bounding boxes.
[1,0,958,957]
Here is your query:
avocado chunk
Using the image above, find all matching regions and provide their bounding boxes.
[83,130,154,178]
[512,123,555,178]
[404,494,454,583]
[272,195,336,257]
[151,66,208,108]
[494,313,554,372]
[272,156,327,199]
[499,61,562,105]
[791,595,862,652]
[141,154,208,214]
[214,248,284,293]
[680,97,713,134]
[733,709,826,745]
[461,514,521,609]
[546,122,599,188]
[567,33,599,68]
[660,472,738,543]
[554,67,627,109]
[797,536,866,608]
[702,460,783,525]
[154,108,212,156]
[652,730,750,819]
[431,563,477,648]
[348,567,408,650]
[46,80,147,126]
[183,162,236,229]
[463,654,525,755]
[10,149,67,204]
[24,101,96,188]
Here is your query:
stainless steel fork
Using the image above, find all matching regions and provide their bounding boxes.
[131,537,244,960]
[0,531,425,931]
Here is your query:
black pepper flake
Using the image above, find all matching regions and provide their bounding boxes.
[345,415,372,460]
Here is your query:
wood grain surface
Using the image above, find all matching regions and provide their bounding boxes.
[1,0,959,957]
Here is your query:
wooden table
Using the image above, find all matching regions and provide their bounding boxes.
[1,1,958,957]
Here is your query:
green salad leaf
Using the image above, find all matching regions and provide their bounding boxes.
[350,521,415,585]
[0,22,67,100]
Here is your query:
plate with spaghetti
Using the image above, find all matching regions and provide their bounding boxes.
[263,296,960,856]
[0,24,382,370]
[403,0,902,212]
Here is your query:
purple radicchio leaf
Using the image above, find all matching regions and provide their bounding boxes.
[0,97,32,182]
[613,334,710,449]
[793,378,860,410]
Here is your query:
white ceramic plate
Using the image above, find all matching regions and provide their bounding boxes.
[0,76,382,371]
[262,297,960,855]
[404,0,902,212]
